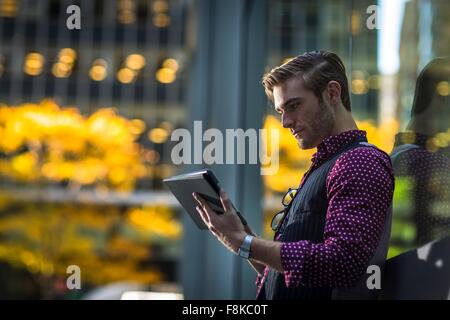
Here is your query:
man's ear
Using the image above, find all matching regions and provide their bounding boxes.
[326,81,342,107]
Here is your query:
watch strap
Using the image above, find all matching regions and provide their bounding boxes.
[238,235,253,259]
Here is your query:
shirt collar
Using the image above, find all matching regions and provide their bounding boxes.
[394,131,430,148]
[312,129,367,164]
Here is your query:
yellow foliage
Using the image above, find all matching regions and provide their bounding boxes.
[0,200,178,287]
[127,206,182,240]
[11,152,39,180]
[356,118,399,154]
[0,100,155,190]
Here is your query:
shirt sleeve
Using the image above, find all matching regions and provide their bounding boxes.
[280,147,394,288]
[255,273,263,286]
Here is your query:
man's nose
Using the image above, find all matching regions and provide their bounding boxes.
[282,114,294,128]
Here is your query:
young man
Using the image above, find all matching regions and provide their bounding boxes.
[193,50,394,300]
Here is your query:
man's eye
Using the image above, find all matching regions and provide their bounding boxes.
[288,104,299,111]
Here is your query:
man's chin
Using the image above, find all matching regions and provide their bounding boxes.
[297,138,315,150]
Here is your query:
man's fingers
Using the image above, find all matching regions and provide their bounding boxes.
[219,189,233,213]
[193,192,212,213]
[210,226,219,237]
[197,206,220,237]
[196,206,210,225]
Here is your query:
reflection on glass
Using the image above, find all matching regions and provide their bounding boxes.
[390,58,450,257]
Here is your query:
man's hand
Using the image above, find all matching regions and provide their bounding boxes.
[193,189,247,254]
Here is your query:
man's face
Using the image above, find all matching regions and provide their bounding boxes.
[273,76,335,149]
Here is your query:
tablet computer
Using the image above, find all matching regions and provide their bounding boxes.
[163,169,247,229]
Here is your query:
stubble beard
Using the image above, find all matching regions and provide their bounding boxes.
[298,99,334,149]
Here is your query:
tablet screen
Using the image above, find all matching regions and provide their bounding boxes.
[163,169,223,229]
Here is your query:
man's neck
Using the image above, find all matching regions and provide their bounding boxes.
[329,110,358,136]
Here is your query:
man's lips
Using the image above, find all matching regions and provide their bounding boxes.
[292,129,304,137]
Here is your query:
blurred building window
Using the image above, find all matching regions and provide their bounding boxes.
[0,0,189,299]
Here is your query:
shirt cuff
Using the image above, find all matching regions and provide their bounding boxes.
[280,241,308,288]
[255,273,262,286]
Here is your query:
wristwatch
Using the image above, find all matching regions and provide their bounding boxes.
[237,235,254,259]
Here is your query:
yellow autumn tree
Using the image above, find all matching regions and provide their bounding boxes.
[0,100,181,298]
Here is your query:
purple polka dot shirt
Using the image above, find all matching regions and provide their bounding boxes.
[257,130,394,293]
[392,132,450,246]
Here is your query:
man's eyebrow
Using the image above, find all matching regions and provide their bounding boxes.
[275,97,303,112]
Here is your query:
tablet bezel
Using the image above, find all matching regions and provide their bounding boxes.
[163,169,224,229]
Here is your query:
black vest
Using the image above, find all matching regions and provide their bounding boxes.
[257,136,374,300]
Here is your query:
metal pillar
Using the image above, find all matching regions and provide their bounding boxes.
[181,0,267,299]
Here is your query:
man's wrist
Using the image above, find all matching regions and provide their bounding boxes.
[244,224,257,237]
[231,231,247,252]
[237,234,254,259]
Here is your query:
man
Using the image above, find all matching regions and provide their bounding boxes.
[390,57,450,252]
[193,50,394,300]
